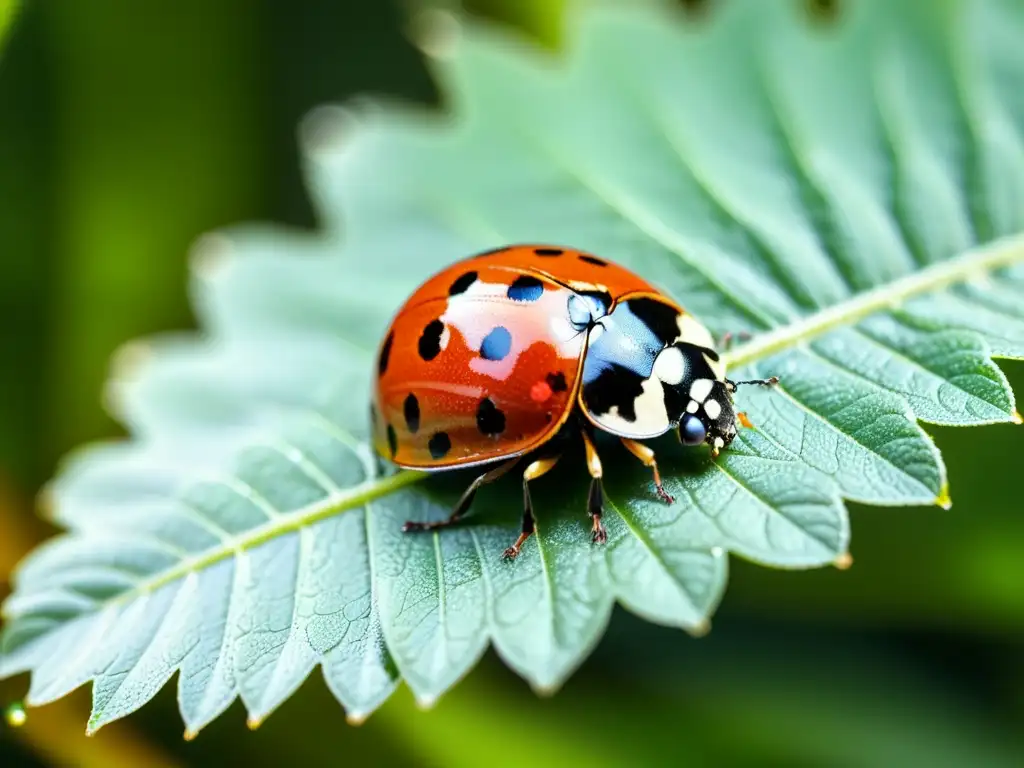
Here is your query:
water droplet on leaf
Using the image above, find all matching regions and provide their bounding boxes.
[5,702,27,728]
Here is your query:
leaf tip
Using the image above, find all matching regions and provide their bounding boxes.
[246,715,263,731]
[1012,410,1023,425]
[183,728,200,742]
[190,232,235,283]
[35,483,55,522]
[834,552,854,570]
[935,485,953,510]
[529,680,562,698]
[414,694,438,711]
[408,8,461,60]
[300,105,354,158]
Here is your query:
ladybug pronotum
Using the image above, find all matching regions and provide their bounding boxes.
[371,245,778,558]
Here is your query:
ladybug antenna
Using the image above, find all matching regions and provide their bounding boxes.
[727,376,779,391]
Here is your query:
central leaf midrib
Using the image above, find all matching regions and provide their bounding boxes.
[101,470,424,611]
[722,232,1024,369]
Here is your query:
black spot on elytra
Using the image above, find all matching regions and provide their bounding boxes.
[403,393,420,433]
[578,254,608,267]
[418,319,444,361]
[480,326,512,361]
[448,271,477,296]
[534,247,563,257]
[626,297,681,348]
[507,275,544,302]
[476,397,506,436]
[581,363,646,422]
[428,431,451,459]
[386,424,398,458]
[546,371,568,393]
[378,331,394,375]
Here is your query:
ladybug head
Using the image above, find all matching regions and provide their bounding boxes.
[677,376,779,454]
[675,378,738,454]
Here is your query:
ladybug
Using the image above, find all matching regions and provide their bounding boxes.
[371,245,777,559]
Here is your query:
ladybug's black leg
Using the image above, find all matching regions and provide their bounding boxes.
[502,454,561,560]
[619,438,674,504]
[402,456,519,534]
[580,429,608,545]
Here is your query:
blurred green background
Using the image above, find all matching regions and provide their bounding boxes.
[0,1,1022,766]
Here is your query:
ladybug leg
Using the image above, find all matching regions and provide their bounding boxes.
[503,454,561,560]
[619,438,674,504]
[580,429,608,545]
[402,457,519,534]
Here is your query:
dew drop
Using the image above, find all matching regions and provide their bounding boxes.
[5,701,26,728]
[834,552,854,570]
[935,484,952,510]
[689,619,712,638]
[710,546,724,557]
[1012,410,1023,425]
[346,711,368,726]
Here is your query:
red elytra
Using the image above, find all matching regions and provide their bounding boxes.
[371,245,777,558]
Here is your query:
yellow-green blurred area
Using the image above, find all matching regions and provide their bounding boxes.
[1,1,1022,766]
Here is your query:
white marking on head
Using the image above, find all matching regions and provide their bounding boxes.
[714,437,725,449]
[686,400,699,414]
[689,378,713,403]
[652,345,687,385]
[703,399,722,420]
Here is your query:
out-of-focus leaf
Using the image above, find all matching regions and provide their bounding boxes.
[0,0,20,54]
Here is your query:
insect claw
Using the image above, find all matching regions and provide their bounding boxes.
[501,546,520,560]
[655,485,675,504]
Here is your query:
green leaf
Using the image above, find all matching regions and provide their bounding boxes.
[3,0,1023,735]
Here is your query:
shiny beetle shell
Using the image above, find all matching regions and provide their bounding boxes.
[371,245,741,469]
